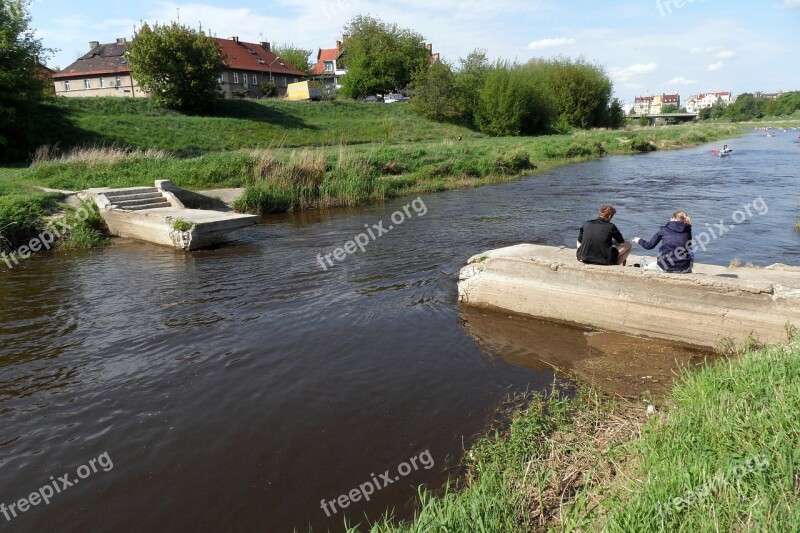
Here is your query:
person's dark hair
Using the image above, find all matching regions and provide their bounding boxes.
[598,205,616,221]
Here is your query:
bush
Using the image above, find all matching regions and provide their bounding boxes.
[410,60,462,122]
[474,63,552,136]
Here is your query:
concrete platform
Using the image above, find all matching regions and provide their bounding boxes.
[458,244,800,348]
[81,181,259,251]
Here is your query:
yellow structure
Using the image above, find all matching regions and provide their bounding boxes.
[285,81,321,101]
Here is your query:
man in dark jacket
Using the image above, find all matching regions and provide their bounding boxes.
[633,211,693,272]
[577,205,632,266]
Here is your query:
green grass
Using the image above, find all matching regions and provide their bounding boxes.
[171,218,195,231]
[39,97,481,152]
[6,121,741,216]
[355,335,800,532]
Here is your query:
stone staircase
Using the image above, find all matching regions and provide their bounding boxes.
[104,187,171,211]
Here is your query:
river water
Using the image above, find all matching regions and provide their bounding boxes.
[1,131,797,531]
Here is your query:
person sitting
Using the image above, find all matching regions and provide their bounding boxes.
[577,204,632,266]
[632,211,693,273]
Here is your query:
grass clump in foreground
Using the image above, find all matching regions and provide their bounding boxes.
[354,335,800,532]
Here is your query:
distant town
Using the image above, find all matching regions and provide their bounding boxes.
[630,90,785,115]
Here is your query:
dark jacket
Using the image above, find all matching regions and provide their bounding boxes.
[577,218,624,265]
[639,221,693,272]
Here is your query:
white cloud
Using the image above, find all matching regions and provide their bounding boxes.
[668,76,696,85]
[610,62,657,81]
[779,0,800,7]
[708,62,724,71]
[715,50,735,59]
[527,37,575,50]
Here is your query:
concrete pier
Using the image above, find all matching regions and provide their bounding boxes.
[81,181,259,251]
[458,244,800,348]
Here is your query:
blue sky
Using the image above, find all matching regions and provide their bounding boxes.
[31,0,800,108]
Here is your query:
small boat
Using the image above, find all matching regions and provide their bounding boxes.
[711,149,733,157]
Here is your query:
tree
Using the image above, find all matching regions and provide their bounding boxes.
[410,60,461,121]
[339,15,430,98]
[127,22,224,112]
[473,62,552,136]
[532,57,613,130]
[454,49,490,122]
[725,93,761,121]
[272,43,312,74]
[604,98,626,129]
[0,0,49,160]
[661,104,679,113]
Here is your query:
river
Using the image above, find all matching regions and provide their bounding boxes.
[0,130,797,531]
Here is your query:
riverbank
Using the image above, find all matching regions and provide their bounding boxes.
[356,334,800,532]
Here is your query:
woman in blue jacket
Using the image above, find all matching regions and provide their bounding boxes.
[633,211,694,273]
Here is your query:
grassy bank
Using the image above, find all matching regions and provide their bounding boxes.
[353,334,800,532]
[32,98,481,152]
[11,122,740,215]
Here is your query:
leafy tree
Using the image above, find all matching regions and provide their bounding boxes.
[473,62,552,136]
[410,60,461,121]
[127,22,224,112]
[453,49,490,122]
[531,57,613,130]
[725,93,761,121]
[0,0,49,160]
[661,103,679,113]
[272,43,312,74]
[604,98,626,129]
[698,106,712,120]
[774,91,800,116]
[339,15,430,98]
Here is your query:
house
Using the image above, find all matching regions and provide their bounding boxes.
[52,38,143,97]
[753,91,782,100]
[650,93,680,114]
[310,38,440,92]
[633,95,654,115]
[633,93,680,114]
[310,39,347,90]
[213,37,307,98]
[685,91,732,113]
[52,36,307,99]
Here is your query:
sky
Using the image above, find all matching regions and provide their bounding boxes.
[30,0,800,109]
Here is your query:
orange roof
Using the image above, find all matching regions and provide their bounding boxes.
[310,44,342,75]
[214,38,306,77]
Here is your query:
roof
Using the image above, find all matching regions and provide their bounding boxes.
[310,44,342,75]
[53,37,307,80]
[52,42,130,79]
[214,38,307,77]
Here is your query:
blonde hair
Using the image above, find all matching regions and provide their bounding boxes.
[672,211,691,225]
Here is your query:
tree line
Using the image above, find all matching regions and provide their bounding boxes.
[699,92,800,121]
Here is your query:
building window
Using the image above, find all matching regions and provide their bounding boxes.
[83,79,91,89]
[63,80,70,91]
[218,73,224,83]
[99,78,105,88]
[282,77,287,87]
[252,74,257,84]
[233,72,239,83]
[324,61,333,72]
[115,76,122,87]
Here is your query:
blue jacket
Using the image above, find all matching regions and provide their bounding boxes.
[639,221,693,272]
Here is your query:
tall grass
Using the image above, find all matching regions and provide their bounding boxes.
[31,144,171,166]
[13,122,741,216]
[358,337,800,532]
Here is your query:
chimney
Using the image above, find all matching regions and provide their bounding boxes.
[336,40,342,50]
[232,36,239,43]
[427,43,433,53]
[261,41,270,51]
[116,37,126,44]
[89,41,99,49]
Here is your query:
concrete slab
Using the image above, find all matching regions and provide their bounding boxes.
[458,244,800,348]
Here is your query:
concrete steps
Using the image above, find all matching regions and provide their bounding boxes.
[104,188,171,211]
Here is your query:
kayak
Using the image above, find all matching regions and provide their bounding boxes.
[711,149,733,157]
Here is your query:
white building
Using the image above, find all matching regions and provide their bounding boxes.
[685,92,732,113]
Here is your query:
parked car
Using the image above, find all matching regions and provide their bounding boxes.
[362,95,382,103]
[384,93,410,103]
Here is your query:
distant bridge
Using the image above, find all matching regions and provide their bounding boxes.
[628,113,699,125]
